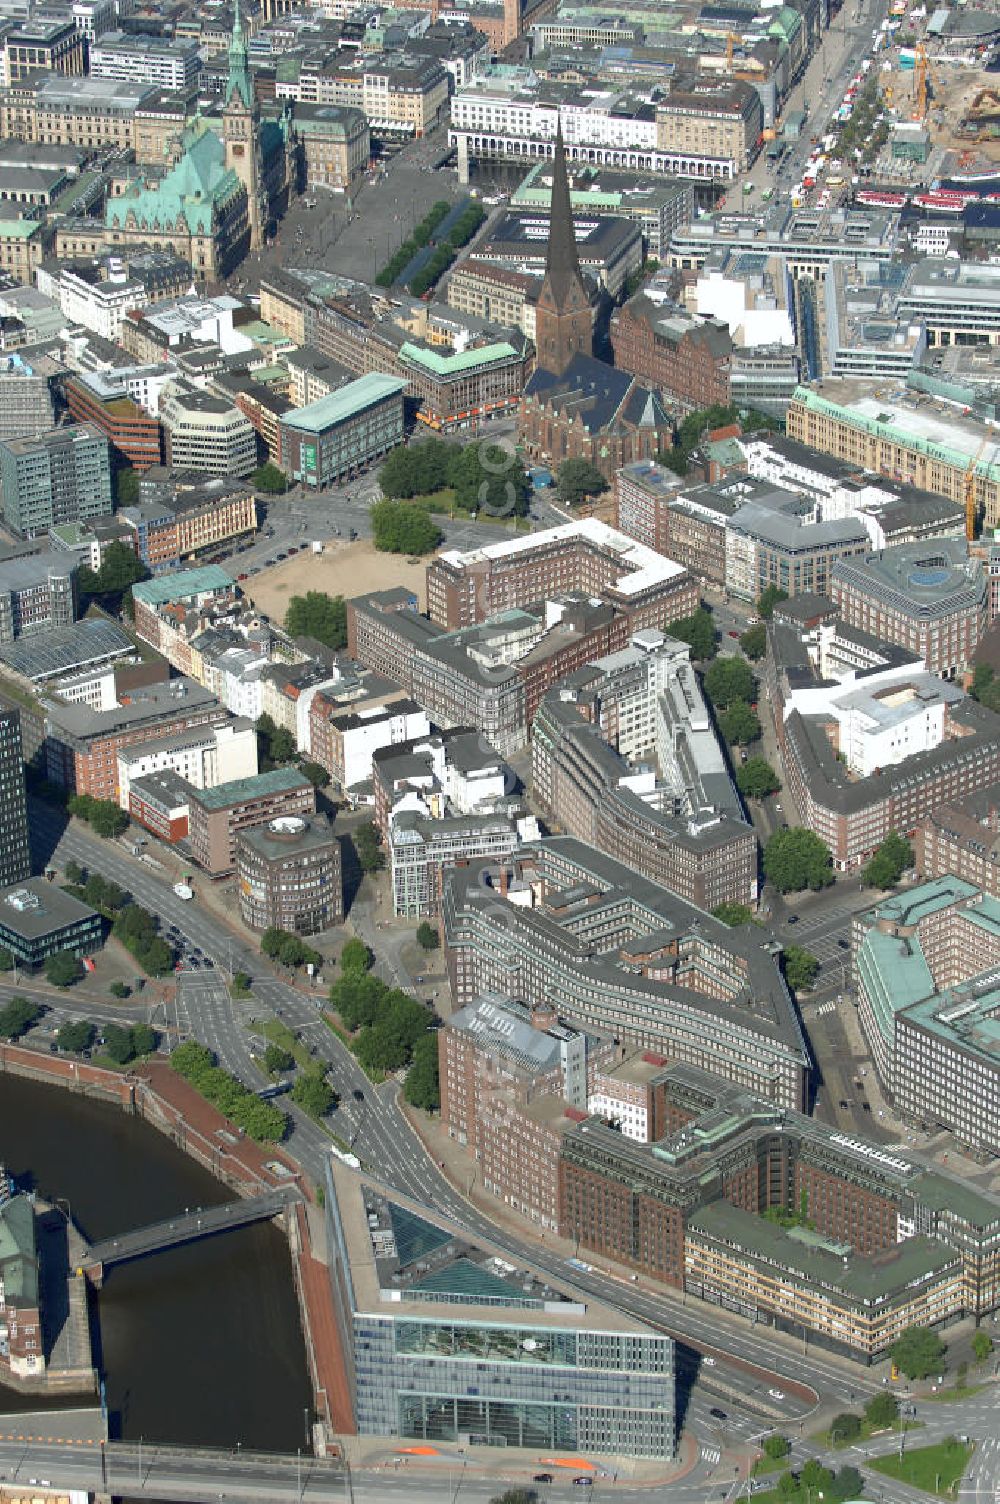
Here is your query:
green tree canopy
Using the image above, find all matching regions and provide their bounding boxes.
[764,827,835,894]
[354,822,386,873]
[379,439,453,499]
[46,950,83,988]
[102,1024,137,1064]
[831,1466,864,1502]
[300,760,330,789]
[115,467,139,507]
[719,699,761,746]
[712,901,755,927]
[341,937,373,973]
[284,592,346,650]
[448,441,531,519]
[736,756,781,801]
[68,793,128,839]
[669,609,716,661]
[973,1331,993,1364]
[131,1023,157,1056]
[740,621,767,660]
[372,499,443,555]
[57,1018,95,1052]
[0,996,40,1039]
[291,1069,336,1118]
[763,1434,792,1460]
[862,832,913,891]
[890,1324,947,1381]
[264,1043,294,1075]
[830,1413,862,1443]
[77,541,149,613]
[783,944,820,993]
[757,585,789,621]
[704,656,756,710]
[416,921,439,951]
[65,858,85,885]
[0,947,12,973]
[556,458,609,506]
[404,1032,440,1110]
[864,1392,899,1429]
[251,462,287,494]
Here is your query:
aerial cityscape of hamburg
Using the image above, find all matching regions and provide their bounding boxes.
[0,0,999,1497]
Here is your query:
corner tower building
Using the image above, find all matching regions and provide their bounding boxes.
[221,0,265,252]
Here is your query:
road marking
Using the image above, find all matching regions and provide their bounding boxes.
[701,1446,722,1465]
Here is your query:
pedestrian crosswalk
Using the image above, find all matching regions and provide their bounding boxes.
[702,1446,722,1465]
[814,1000,837,1017]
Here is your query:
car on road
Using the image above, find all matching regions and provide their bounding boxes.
[837,938,849,949]
[710,1407,727,1420]
[534,1475,553,1484]
[786,915,799,925]
[353,1088,365,1101]
[703,1356,717,1366]
[574,1479,593,1488]
[768,1389,785,1401]
[728,630,740,638]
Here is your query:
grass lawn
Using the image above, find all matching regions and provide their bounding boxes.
[753,1454,791,1476]
[921,1382,989,1402]
[870,1438,973,1496]
[817,1418,924,1449]
[254,1016,312,1072]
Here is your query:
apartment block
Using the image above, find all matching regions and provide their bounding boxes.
[160,379,257,479]
[0,552,76,644]
[236,812,343,934]
[611,298,732,415]
[117,717,258,809]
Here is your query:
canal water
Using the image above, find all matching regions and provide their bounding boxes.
[0,1073,313,1450]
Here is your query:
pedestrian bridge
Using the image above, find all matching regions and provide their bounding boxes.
[80,1185,302,1279]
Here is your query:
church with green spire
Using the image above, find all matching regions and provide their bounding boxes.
[105,2,296,278]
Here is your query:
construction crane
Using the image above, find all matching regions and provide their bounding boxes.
[965,435,989,542]
[726,31,738,69]
[913,41,934,122]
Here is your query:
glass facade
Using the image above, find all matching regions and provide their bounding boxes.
[353,1314,675,1459]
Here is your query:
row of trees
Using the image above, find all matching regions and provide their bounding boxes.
[328,940,439,1108]
[100,1022,157,1064]
[261,927,323,971]
[375,201,450,287]
[255,711,329,789]
[862,831,913,890]
[372,499,443,556]
[64,863,128,917]
[408,202,486,297]
[67,793,129,840]
[113,903,174,978]
[171,1040,287,1142]
[354,822,386,874]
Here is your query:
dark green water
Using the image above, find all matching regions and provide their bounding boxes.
[0,1071,312,1450]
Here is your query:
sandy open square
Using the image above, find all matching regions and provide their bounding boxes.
[242,538,429,621]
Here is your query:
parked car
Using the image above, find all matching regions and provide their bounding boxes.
[710,1407,727,1420]
[534,1475,554,1484]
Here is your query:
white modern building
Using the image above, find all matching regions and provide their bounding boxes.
[116,718,257,809]
[35,262,146,343]
[89,31,201,89]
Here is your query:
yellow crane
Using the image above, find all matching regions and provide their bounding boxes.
[913,41,937,122]
[966,435,989,542]
[726,31,738,69]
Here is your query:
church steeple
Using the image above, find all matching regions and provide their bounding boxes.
[533,120,592,377]
[225,0,253,110]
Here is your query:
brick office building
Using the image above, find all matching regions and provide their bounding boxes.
[188,766,315,874]
[236,812,343,934]
[611,298,732,415]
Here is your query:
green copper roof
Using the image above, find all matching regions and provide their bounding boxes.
[193,766,312,810]
[107,125,242,237]
[132,564,232,606]
[0,1195,38,1307]
[398,341,519,376]
[281,374,406,433]
[225,0,253,109]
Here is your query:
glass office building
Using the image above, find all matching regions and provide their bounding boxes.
[325,1159,676,1459]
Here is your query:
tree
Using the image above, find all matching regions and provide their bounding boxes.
[448,440,530,519]
[801,1462,834,1494]
[232,971,252,997]
[830,1412,862,1443]
[115,467,139,507]
[89,800,129,839]
[46,950,82,988]
[971,663,1000,714]
[777,1471,800,1499]
[0,947,12,973]
[131,1023,157,1056]
[719,699,761,746]
[740,621,767,660]
[261,928,286,960]
[973,1330,993,1364]
[704,656,756,710]
[891,1324,947,1381]
[292,1070,335,1118]
[737,756,781,801]
[783,945,820,993]
[862,832,913,891]
[65,858,85,885]
[831,1466,864,1502]
[264,1043,294,1075]
[712,901,755,927]
[83,873,127,915]
[764,1435,791,1461]
[354,822,385,874]
[103,1023,136,1065]
[78,541,148,613]
[404,1032,440,1110]
[300,761,330,789]
[764,827,835,895]
[669,609,716,662]
[251,462,287,494]
[341,937,373,973]
[57,1019,95,1053]
[416,921,439,952]
[379,439,452,500]
[0,996,40,1040]
[556,458,609,507]
[284,592,347,650]
[757,585,789,621]
[372,499,443,556]
[863,1392,898,1430]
